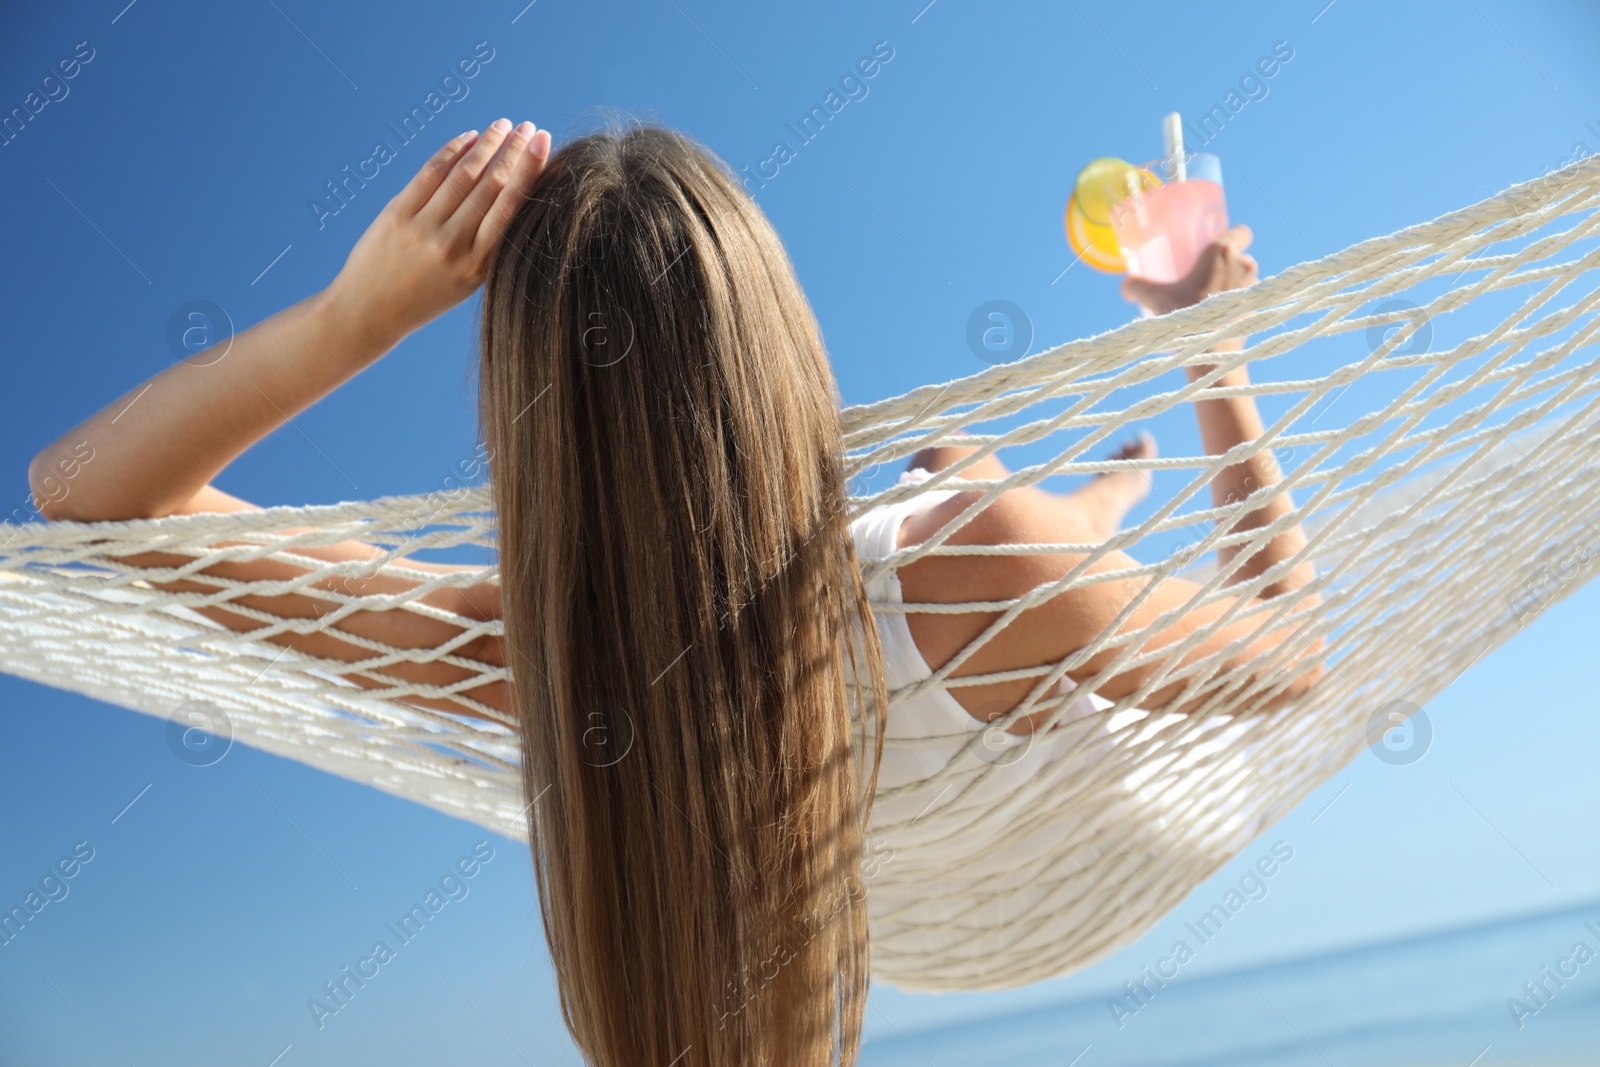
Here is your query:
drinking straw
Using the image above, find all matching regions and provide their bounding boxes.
[1163,111,1186,182]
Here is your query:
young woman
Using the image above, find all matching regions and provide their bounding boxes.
[30,118,1321,1065]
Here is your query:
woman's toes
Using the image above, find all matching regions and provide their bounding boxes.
[1101,431,1157,502]
[1120,430,1158,462]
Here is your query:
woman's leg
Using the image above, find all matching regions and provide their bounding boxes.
[907,433,1158,542]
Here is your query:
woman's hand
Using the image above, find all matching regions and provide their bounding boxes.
[30,120,552,523]
[324,118,553,348]
[1121,224,1258,316]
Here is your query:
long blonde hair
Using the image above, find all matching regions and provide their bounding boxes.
[479,121,888,1066]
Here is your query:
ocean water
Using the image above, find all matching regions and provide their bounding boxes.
[861,901,1600,1066]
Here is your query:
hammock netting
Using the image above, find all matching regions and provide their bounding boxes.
[4,155,1600,992]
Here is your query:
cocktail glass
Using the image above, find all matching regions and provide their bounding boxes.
[1110,152,1229,286]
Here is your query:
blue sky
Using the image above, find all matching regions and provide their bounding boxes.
[2,1,1599,1064]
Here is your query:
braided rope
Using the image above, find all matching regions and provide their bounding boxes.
[3,153,1600,991]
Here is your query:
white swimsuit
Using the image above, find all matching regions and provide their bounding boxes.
[849,469,1266,988]
[848,467,1130,806]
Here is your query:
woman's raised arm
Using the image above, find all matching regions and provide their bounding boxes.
[24,119,553,722]
[901,226,1325,725]
[29,119,550,522]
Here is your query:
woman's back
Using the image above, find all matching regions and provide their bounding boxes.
[849,466,1274,989]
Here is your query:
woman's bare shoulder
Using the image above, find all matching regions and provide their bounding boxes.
[890,487,1136,723]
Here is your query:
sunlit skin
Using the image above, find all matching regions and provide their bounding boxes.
[29,125,1320,729]
[900,227,1324,731]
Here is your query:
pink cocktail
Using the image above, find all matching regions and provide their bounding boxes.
[1111,152,1229,285]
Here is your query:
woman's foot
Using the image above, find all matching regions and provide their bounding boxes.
[1073,431,1157,539]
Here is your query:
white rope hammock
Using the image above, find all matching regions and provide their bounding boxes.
[5,154,1600,993]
